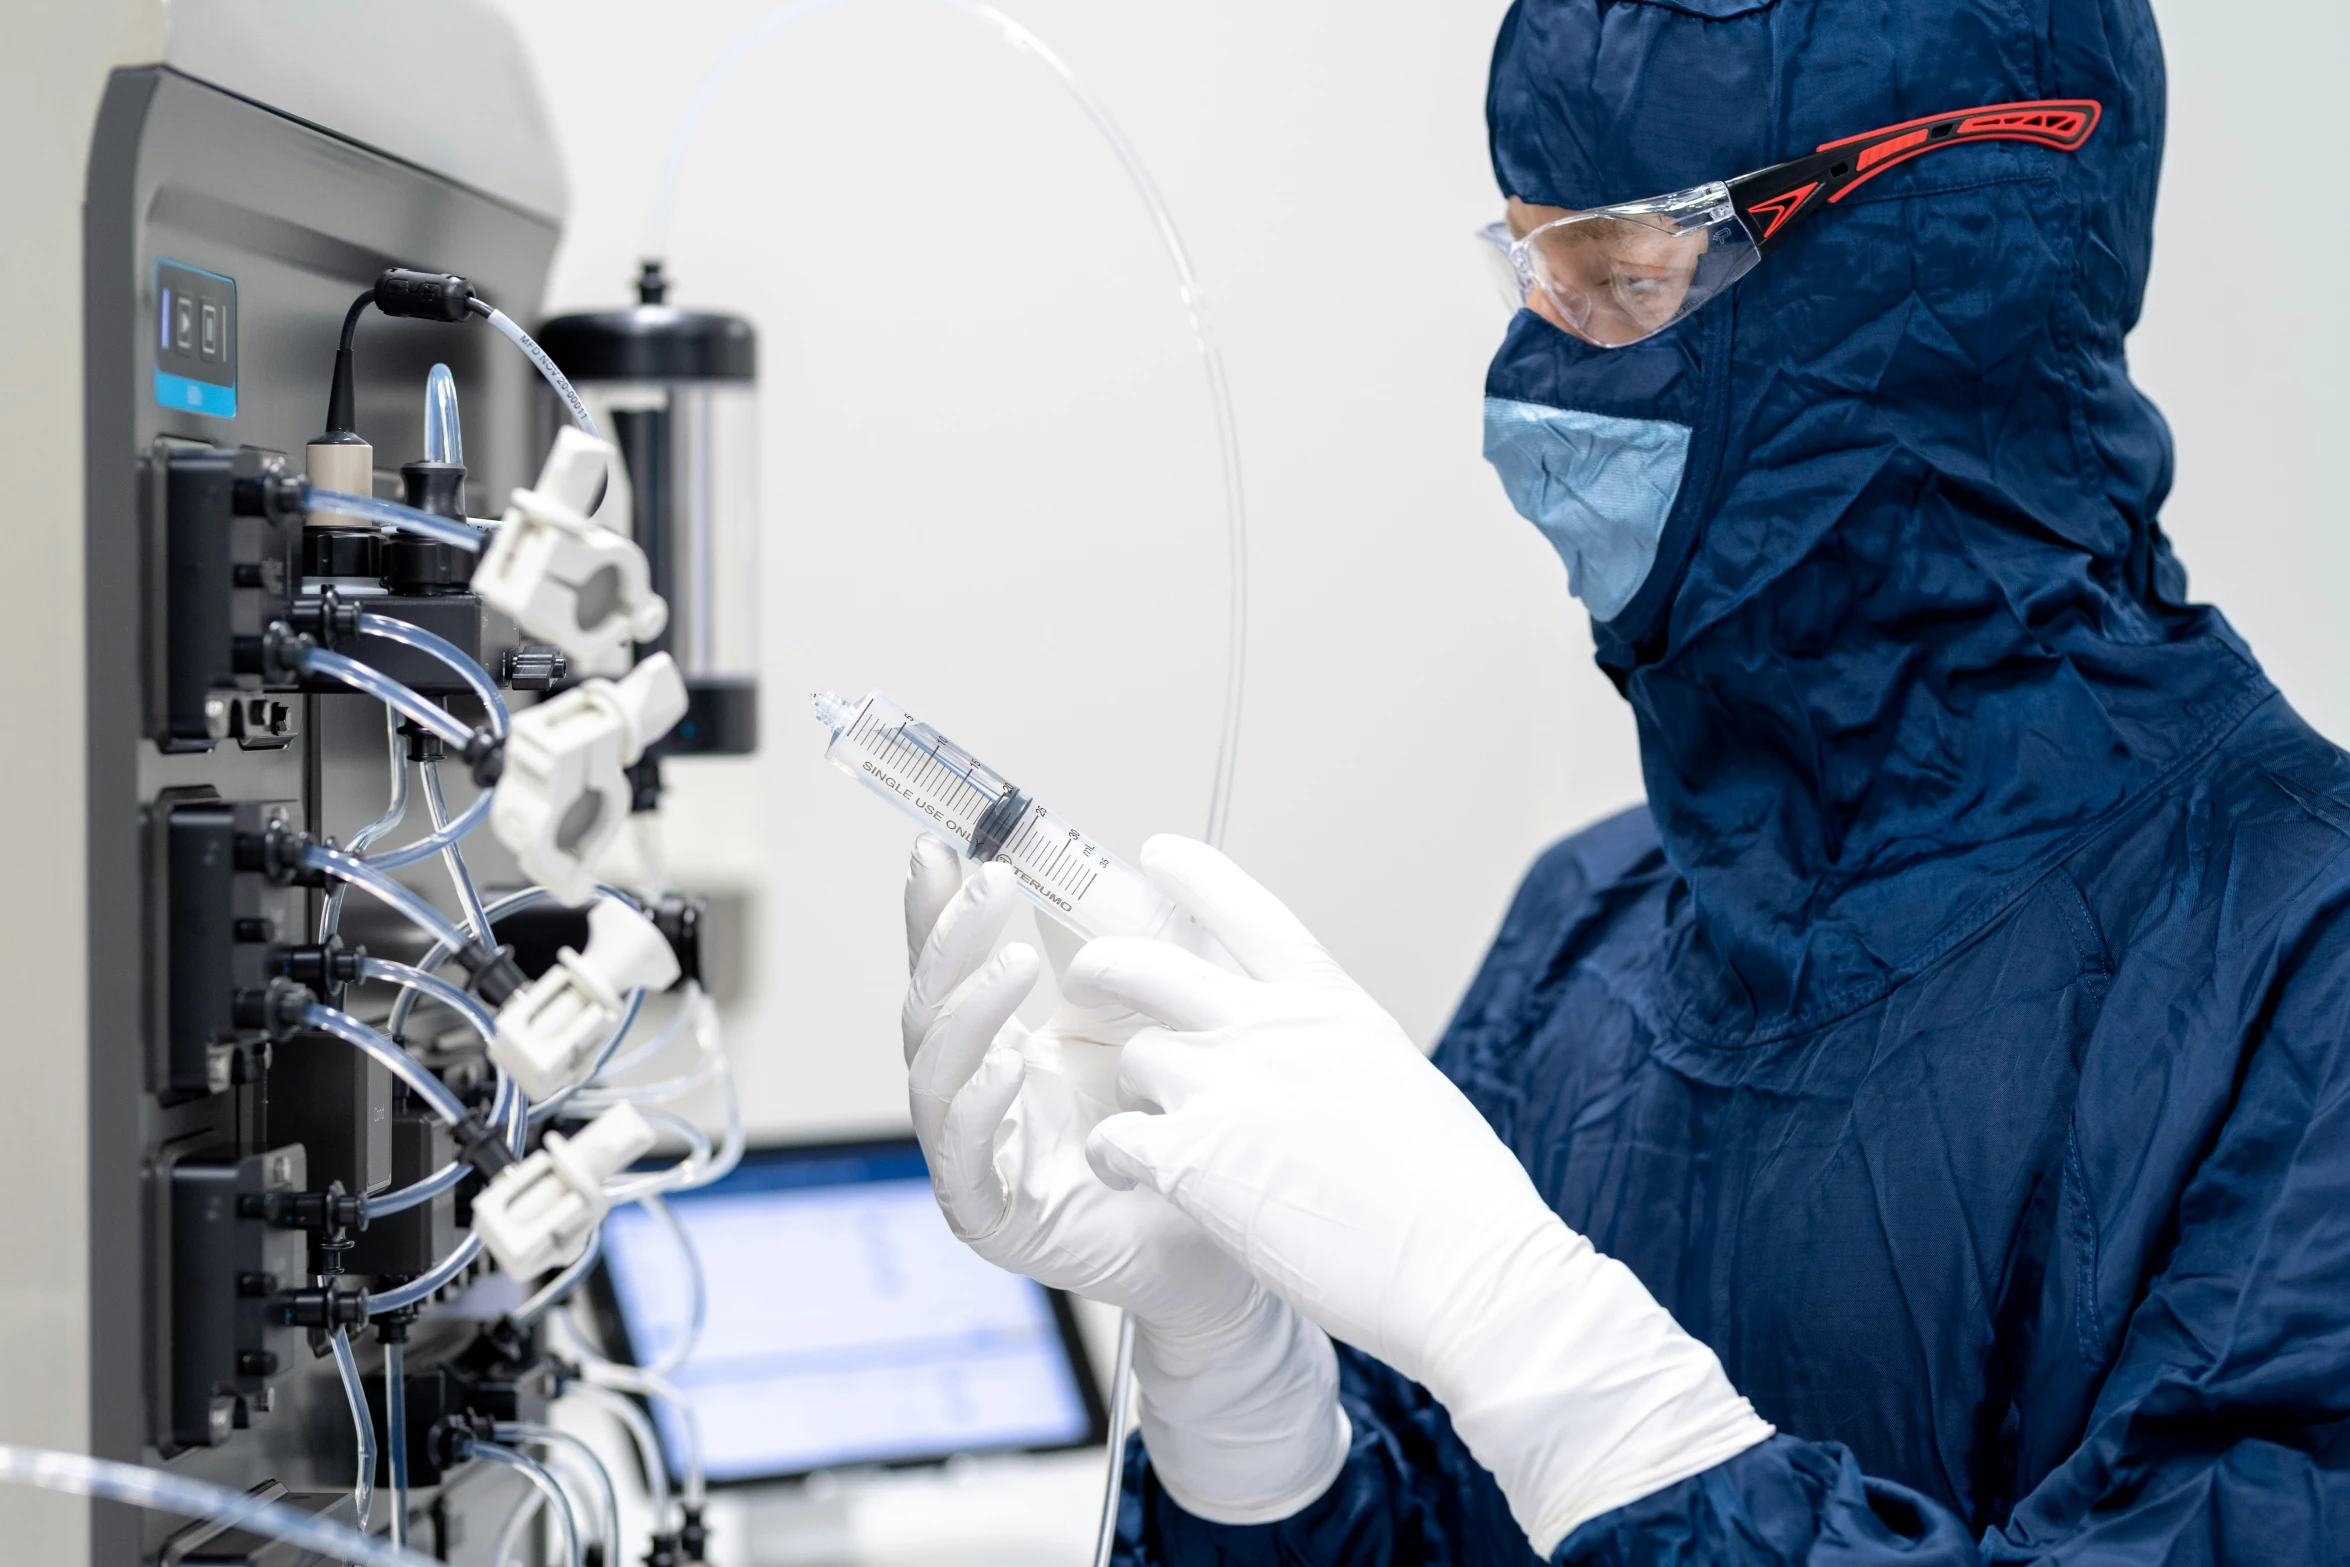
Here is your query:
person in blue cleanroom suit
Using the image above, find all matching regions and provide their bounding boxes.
[890,0,2350,1561]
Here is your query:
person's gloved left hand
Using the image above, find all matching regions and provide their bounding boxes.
[898,834,1349,1523]
[1064,836,1775,1555]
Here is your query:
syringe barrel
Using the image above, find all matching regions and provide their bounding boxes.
[814,689,1188,944]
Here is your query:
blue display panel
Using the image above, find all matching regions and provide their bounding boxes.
[154,260,237,418]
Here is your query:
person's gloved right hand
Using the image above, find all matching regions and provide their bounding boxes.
[898,834,1349,1524]
[1065,837,1775,1555]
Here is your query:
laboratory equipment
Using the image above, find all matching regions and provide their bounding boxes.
[538,271,762,756]
[813,689,1196,945]
[589,1138,1106,1482]
[35,11,729,1564]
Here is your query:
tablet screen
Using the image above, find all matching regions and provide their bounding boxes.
[595,1140,1103,1483]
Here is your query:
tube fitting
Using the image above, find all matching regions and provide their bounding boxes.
[289,589,361,647]
[237,820,323,887]
[280,940,365,992]
[232,464,308,525]
[275,1287,367,1330]
[233,977,312,1042]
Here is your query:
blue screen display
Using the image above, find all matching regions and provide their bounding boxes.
[599,1142,1095,1481]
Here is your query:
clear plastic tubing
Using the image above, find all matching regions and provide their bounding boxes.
[366,788,491,872]
[465,1441,583,1567]
[356,611,510,737]
[329,1327,377,1531]
[358,956,496,1043]
[425,362,464,466]
[626,1195,709,1378]
[513,1223,604,1327]
[421,763,493,941]
[367,1072,519,1222]
[303,487,486,552]
[301,648,476,749]
[814,689,1198,944]
[366,1233,484,1316]
[472,302,598,439]
[385,1340,410,1550]
[325,708,411,940]
[305,843,473,956]
[364,1158,466,1221]
[561,1380,673,1527]
[0,1446,439,1567]
[600,979,699,1079]
[386,884,559,1042]
[529,988,646,1125]
[497,1422,619,1567]
[302,1003,470,1126]
[646,0,1245,848]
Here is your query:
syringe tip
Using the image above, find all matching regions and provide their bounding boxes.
[811,691,857,733]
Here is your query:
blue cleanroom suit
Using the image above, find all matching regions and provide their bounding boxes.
[1119,0,2350,1560]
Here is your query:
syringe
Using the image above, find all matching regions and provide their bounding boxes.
[813,689,1194,945]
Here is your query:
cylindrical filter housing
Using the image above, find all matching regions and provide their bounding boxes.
[537,287,759,755]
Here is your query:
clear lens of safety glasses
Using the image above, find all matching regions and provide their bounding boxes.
[1478,181,1759,348]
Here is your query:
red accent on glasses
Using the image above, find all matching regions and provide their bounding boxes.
[1744,182,1822,242]
[1725,98,2103,255]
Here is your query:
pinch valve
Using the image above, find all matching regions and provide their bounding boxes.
[489,897,681,1101]
[491,652,689,904]
[474,428,667,676]
[470,1101,657,1278]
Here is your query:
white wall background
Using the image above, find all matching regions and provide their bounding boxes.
[491,0,2350,1143]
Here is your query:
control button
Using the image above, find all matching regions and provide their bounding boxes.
[175,296,194,352]
[201,303,219,360]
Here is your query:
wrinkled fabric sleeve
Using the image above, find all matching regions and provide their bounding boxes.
[1555,895,2350,1564]
[1120,866,2350,1564]
[1115,1346,1541,1566]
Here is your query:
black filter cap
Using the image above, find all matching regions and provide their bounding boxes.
[536,302,756,384]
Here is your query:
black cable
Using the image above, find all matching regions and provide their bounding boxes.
[323,289,377,438]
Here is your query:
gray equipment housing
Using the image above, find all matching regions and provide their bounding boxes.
[77,15,574,1560]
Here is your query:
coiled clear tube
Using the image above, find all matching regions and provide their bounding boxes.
[595,981,701,1079]
[301,648,477,749]
[358,956,496,1043]
[421,762,493,941]
[496,1422,620,1567]
[513,1223,605,1327]
[303,1003,470,1126]
[528,988,646,1125]
[466,1441,583,1567]
[365,1233,484,1316]
[558,1380,672,1529]
[305,843,472,955]
[324,707,410,940]
[0,1446,436,1567]
[366,789,491,871]
[355,612,510,737]
[364,1159,466,1222]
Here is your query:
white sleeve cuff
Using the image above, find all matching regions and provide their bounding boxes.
[1150,1404,1354,1527]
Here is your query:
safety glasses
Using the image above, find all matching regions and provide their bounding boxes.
[1476,99,2102,347]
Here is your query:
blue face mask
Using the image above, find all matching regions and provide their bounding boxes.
[1482,397,1691,623]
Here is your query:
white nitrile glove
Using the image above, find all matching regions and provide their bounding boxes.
[899,834,1349,1523]
[1065,836,1775,1556]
